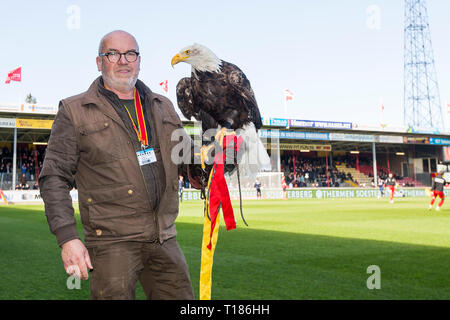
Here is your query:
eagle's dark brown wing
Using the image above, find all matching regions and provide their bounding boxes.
[176,77,218,131]
[176,77,196,121]
[222,61,262,130]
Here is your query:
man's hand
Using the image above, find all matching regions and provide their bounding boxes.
[61,239,93,280]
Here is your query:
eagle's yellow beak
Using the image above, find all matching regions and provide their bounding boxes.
[171,53,189,67]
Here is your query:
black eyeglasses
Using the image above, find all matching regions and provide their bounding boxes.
[99,50,140,63]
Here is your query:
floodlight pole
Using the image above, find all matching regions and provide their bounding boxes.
[403,0,444,130]
[372,142,378,187]
[12,128,17,190]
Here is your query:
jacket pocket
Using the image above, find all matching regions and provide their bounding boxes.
[78,119,127,165]
[85,184,145,237]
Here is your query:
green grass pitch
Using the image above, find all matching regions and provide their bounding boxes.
[0,197,449,300]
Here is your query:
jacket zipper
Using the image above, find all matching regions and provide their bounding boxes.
[144,96,162,243]
[101,111,160,243]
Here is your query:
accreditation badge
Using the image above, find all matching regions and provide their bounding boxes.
[136,148,156,166]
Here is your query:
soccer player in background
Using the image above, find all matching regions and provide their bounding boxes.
[377,177,384,199]
[429,170,447,211]
[385,173,396,204]
[281,177,288,200]
[254,178,262,199]
[179,175,184,202]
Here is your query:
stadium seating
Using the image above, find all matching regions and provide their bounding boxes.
[335,164,372,187]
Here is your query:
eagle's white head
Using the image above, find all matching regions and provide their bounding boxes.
[171,43,222,75]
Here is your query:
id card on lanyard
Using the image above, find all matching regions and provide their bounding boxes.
[137,148,157,166]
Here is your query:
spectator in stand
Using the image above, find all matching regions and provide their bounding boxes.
[16,174,30,190]
[21,163,27,176]
[0,163,5,184]
[26,162,31,181]
[5,162,11,182]
[299,174,305,187]
[21,173,30,189]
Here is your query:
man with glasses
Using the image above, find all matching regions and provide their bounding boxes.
[39,30,196,299]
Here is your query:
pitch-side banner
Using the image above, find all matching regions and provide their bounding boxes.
[407,126,440,135]
[0,104,57,115]
[1,190,78,203]
[403,136,429,144]
[0,188,441,204]
[180,188,435,201]
[329,132,375,143]
[259,129,330,141]
[0,117,16,128]
[285,188,427,199]
[375,135,404,144]
[429,137,450,145]
[263,143,332,151]
[16,118,54,129]
[268,118,289,127]
[290,119,352,130]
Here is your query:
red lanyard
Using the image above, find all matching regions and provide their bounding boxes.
[124,88,149,148]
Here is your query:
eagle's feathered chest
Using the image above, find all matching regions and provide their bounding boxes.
[190,70,231,112]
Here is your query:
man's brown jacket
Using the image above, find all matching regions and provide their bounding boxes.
[39,77,195,247]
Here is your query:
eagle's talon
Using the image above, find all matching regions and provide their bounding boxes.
[200,143,216,169]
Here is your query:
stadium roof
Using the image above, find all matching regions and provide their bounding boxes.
[1,103,449,148]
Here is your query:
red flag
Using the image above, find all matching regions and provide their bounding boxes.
[205,134,243,249]
[284,89,293,101]
[5,67,21,84]
[447,104,450,114]
[159,80,168,93]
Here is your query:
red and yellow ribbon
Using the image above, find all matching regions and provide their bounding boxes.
[199,130,243,300]
[0,190,8,205]
[123,88,149,147]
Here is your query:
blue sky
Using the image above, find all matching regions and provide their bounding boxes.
[0,0,449,127]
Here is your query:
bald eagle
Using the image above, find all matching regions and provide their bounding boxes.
[171,43,262,133]
[172,44,271,227]
[172,43,271,184]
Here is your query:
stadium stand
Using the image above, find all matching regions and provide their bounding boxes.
[281,155,351,188]
[280,152,426,188]
[0,145,45,190]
